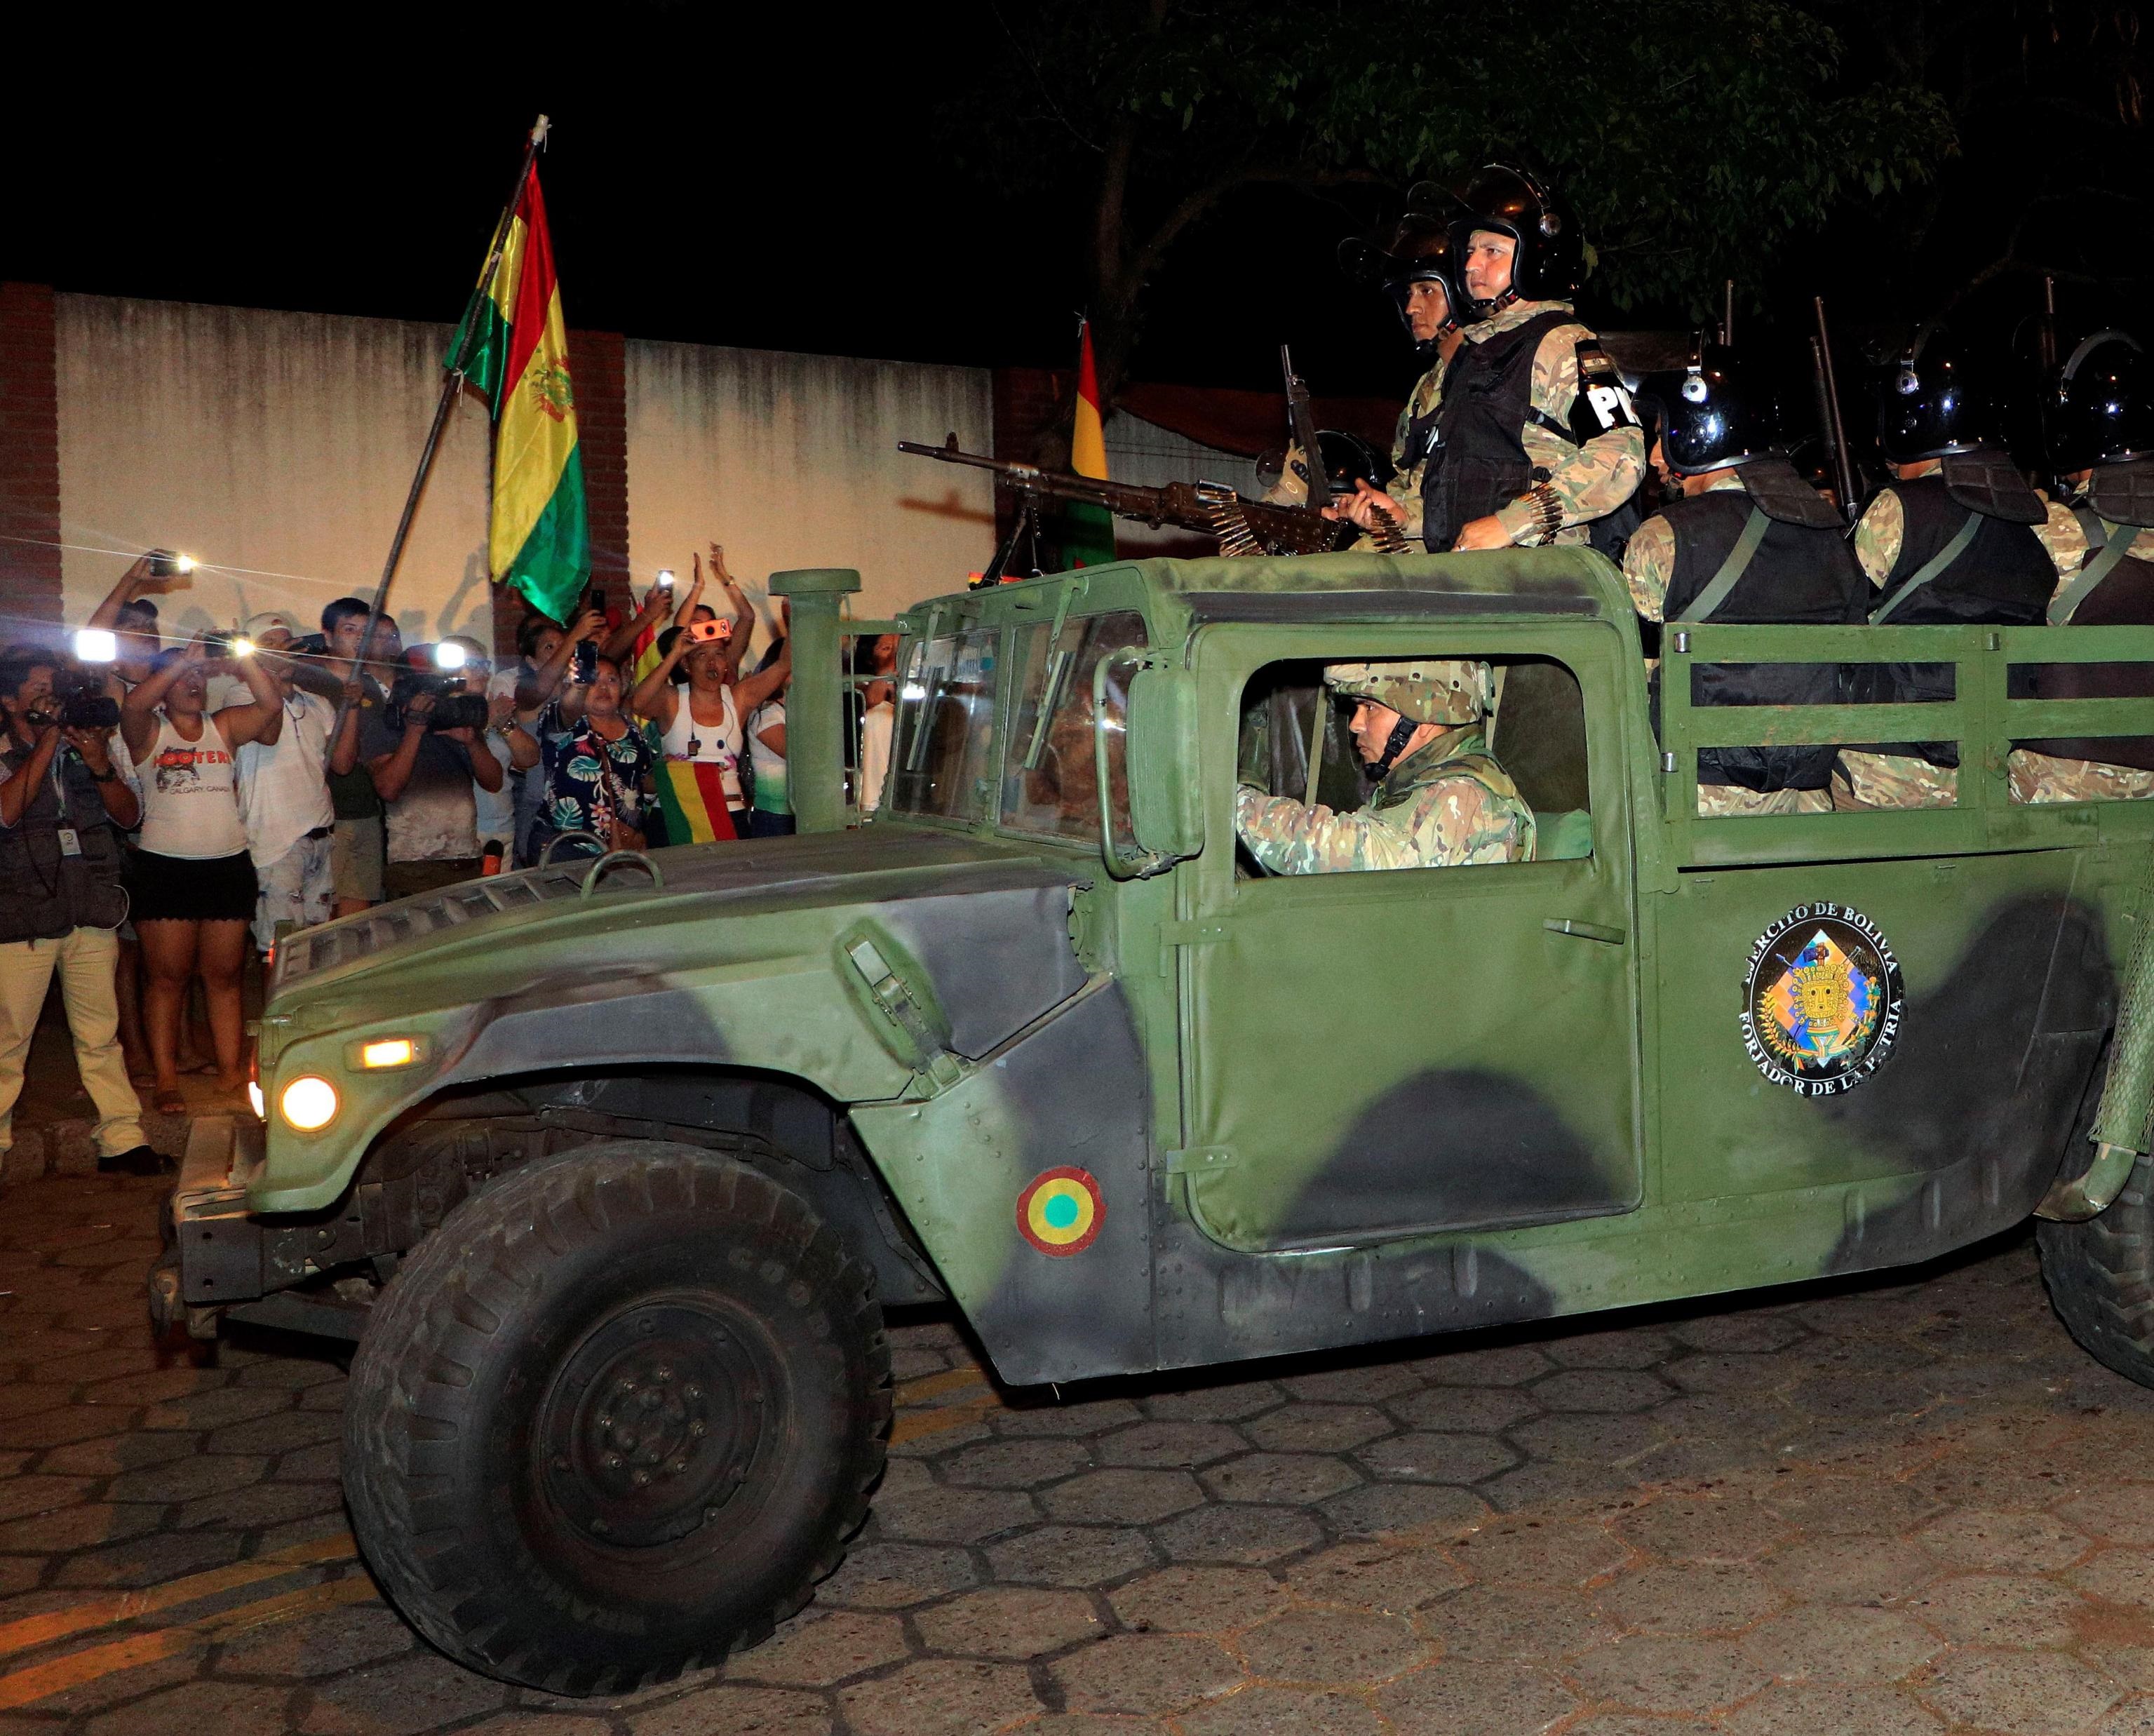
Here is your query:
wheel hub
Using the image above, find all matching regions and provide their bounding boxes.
[536,1300,767,1548]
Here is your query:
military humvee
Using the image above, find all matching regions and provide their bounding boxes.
[151,550,2154,1695]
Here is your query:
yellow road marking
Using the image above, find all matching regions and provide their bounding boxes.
[0,1533,355,1661]
[893,1366,990,1406]
[0,1576,377,1710]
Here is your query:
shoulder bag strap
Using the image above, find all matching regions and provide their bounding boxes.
[2049,522,2136,624]
[1871,511,1982,624]
[1671,507,1771,624]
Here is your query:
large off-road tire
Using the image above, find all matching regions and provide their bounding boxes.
[342,1138,890,1695]
[2038,1153,2154,1390]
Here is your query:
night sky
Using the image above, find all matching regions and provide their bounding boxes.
[11,4,2148,422]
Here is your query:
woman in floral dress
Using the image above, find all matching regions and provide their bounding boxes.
[527,654,657,863]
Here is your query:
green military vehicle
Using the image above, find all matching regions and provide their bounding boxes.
[152,550,2154,1695]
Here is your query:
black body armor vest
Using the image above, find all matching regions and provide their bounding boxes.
[1657,483,1871,791]
[2026,518,2154,772]
[1868,474,2054,767]
[1419,310,1573,553]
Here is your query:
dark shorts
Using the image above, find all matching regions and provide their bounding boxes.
[126,850,257,924]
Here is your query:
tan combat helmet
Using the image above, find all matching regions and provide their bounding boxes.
[1324,659,1493,726]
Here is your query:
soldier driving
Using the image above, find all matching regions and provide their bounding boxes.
[2016,330,2154,802]
[1234,659,1535,873]
[1396,166,1645,554]
[1626,339,1871,816]
[1838,327,2055,809]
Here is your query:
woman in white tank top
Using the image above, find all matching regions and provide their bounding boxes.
[119,640,282,1111]
[629,567,793,839]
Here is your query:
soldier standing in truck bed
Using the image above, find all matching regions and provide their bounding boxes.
[2017,330,2154,803]
[1836,328,2056,809]
[1331,193,1474,548]
[1624,339,1871,817]
[1410,165,1645,556]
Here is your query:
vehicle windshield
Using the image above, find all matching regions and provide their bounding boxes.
[885,631,1000,819]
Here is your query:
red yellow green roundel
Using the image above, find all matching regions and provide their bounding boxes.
[1016,1167,1104,1256]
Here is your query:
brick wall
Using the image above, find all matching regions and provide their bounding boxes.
[990,366,1072,549]
[489,325,631,659]
[0,283,62,637]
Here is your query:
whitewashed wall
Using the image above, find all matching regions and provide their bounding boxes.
[625,340,993,645]
[55,295,495,649]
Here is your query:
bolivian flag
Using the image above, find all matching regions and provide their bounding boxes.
[1062,319,1116,570]
[447,168,590,624]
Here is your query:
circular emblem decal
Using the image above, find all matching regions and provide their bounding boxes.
[1016,1167,1103,1256]
[1740,903,1904,1096]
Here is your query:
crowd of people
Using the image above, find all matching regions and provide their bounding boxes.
[0,542,795,1175]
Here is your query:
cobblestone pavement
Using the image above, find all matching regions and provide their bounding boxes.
[6,1172,2154,1735]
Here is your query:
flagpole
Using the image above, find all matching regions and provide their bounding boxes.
[328,114,551,743]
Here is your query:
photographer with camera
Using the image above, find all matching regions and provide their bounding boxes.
[0,652,161,1176]
[359,640,505,899]
[119,634,281,1113]
[232,612,363,955]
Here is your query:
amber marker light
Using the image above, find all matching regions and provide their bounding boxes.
[278,1076,339,1131]
[359,1037,416,1070]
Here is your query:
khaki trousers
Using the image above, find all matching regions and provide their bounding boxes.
[0,928,145,1159]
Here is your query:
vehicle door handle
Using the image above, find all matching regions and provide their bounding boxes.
[1544,917,1626,946]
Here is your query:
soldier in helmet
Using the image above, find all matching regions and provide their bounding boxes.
[1836,326,2054,809]
[1626,339,1871,816]
[1331,194,1473,548]
[1234,659,1535,873]
[2015,331,2154,802]
[1408,165,1645,555]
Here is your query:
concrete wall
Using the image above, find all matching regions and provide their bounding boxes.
[624,339,993,643]
[46,293,996,657]
[55,294,496,648]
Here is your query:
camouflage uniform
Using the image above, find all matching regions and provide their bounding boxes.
[2010,490,2154,804]
[1624,473,1832,817]
[1234,659,1535,873]
[1462,300,1645,549]
[1837,483,1957,810]
[1383,356,1449,545]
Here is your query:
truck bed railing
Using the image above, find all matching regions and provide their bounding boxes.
[1657,623,2154,868]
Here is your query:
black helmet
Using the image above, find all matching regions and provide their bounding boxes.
[1445,164,1584,311]
[1339,189,1468,357]
[1875,325,1995,463]
[2049,331,2154,473]
[1643,337,1777,476]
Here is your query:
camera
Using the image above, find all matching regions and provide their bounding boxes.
[201,632,256,661]
[27,668,121,732]
[147,549,196,580]
[686,618,732,645]
[391,663,489,733]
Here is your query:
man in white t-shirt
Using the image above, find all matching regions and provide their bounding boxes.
[236,612,361,954]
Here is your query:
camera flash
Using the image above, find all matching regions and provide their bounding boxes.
[656,569,676,588]
[433,642,468,671]
[74,629,117,663]
[230,638,257,659]
[174,555,196,574]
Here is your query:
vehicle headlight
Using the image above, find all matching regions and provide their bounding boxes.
[278,1075,339,1132]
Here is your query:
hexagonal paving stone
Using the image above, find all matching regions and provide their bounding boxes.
[1237,1606,1429,1685]
[1911,1573,2092,1646]
[1281,1366,1423,1405]
[628,1685,830,1736]
[1152,1503,1325,1566]
[1042,1469,1204,1526]
[1760,1472,1946,1536]
[873,1484,1039,1545]
[927,1436,1093,1491]
[1530,1370,1672,1413]
[1110,1564,1286,1633]
[986,1523,1159,1586]
[1596,1562,1783,1636]
[1377,1659,1582,1735]
[1288,1542,1466,1613]
[83,1680,292,1736]
[1916,1507,2089,1572]
[1413,1584,1616,1660]
[105,1453,269,1505]
[1180,1684,1385,1736]
[1740,1603,1943,1683]
[1320,1482,1489,1542]
[1569,1634,1773,1716]
[1672,1312,1808,1354]
[215,1603,417,1678]
[2061,1495,2154,1551]
[1142,1380,1284,1422]
[1412,1345,1555,1387]
[1507,1413,1662,1467]
[1724,1682,1944,1736]
[1199,1453,1360,1506]
[0,1475,92,1523]
[914,1586,1102,1657]
[1050,1632,1245,1714]
[1387,1386,1541,1434]
[1615,1493,1795,1564]
[1094,1421,1246,1469]
[725,1610,911,1688]
[1917,1647,2122,1736]
[816,1542,979,1609]
[0,1502,161,1553]
[1354,1432,1516,1485]
[1545,1328,1678,1370]
[992,1399,1145,1438]
[297,1650,509,1734]
[837,1658,1042,1735]
[1763,1536,1941,1604]
[1450,1517,1631,1587]
[2072,1549,2154,1609]
[1242,1406,1394,1454]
